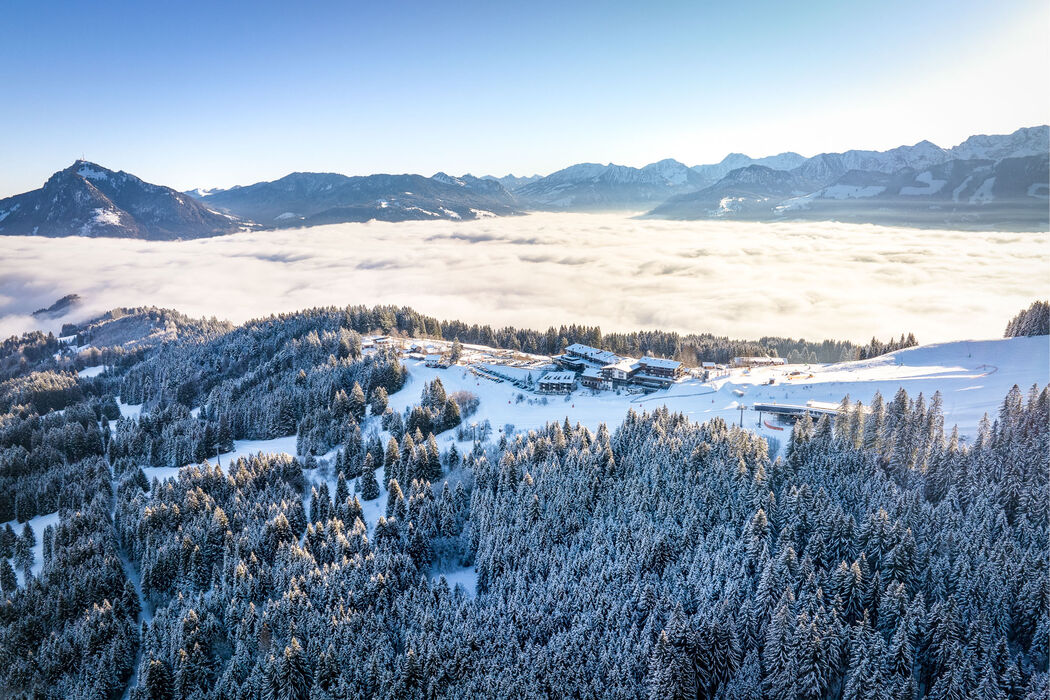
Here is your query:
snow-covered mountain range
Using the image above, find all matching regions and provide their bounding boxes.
[646,126,1048,229]
[510,159,709,210]
[1,125,1045,239]
[191,171,521,226]
[503,125,1046,228]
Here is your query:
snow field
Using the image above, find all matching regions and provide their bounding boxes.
[1,511,61,587]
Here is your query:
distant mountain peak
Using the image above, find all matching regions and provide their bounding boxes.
[0,161,245,240]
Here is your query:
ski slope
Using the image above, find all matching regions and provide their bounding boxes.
[387,336,1048,447]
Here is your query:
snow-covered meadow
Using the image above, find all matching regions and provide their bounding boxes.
[1,213,1046,342]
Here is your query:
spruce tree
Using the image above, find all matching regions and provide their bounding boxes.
[360,454,380,501]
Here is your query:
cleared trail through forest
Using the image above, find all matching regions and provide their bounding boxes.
[106,409,150,700]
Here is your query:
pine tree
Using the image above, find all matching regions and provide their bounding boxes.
[335,473,349,509]
[0,559,16,596]
[360,454,380,501]
[369,386,388,416]
[384,437,400,486]
[424,433,443,480]
[440,398,461,433]
[348,382,367,422]
[142,658,174,700]
[386,479,405,519]
[279,638,311,700]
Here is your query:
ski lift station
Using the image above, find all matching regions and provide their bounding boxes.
[751,400,844,422]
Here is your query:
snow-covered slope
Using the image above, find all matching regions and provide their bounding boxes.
[514,159,708,210]
[950,125,1048,161]
[647,165,811,218]
[791,140,950,186]
[770,154,1049,229]
[690,152,807,184]
[481,174,542,191]
[380,336,1047,452]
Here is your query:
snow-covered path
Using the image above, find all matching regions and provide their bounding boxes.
[107,400,151,700]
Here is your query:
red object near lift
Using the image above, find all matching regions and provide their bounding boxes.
[763,420,785,431]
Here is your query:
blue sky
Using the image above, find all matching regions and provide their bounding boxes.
[1,0,1046,195]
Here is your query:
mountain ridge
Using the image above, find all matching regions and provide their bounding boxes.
[1,125,1045,238]
[195,170,521,226]
[0,161,244,240]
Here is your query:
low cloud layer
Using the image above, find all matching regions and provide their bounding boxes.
[1,213,1046,343]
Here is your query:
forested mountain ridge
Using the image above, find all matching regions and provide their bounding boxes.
[40,302,886,369]
[194,171,522,227]
[0,304,1045,698]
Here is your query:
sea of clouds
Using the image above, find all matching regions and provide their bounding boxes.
[1,213,1046,343]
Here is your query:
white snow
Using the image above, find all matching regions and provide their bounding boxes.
[118,399,143,420]
[77,364,107,378]
[93,208,122,226]
[1026,183,1049,200]
[217,435,298,466]
[430,565,477,597]
[142,466,184,483]
[952,175,976,203]
[970,177,996,204]
[108,399,143,431]
[469,209,497,218]
[275,212,298,220]
[777,184,886,212]
[76,164,110,182]
[439,208,462,220]
[716,196,758,214]
[145,435,301,486]
[775,194,815,212]
[2,511,60,586]
[403,206,440,217]
[899,171,947,196]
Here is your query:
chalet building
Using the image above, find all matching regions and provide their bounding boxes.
[601,358,638,383]
[700,361,728,379]
[539,371,576,394]
[731,356,786,368]
[563,343,620,366]
[425,354,450,368]
[636,356,684,379]
[554,343,687,392]
[580,366,612,391]
[554,354,586,372]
